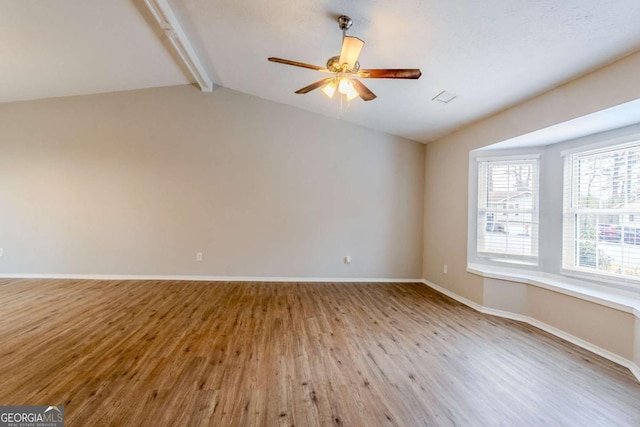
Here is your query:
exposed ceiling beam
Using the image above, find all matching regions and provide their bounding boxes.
[144,0,213,92]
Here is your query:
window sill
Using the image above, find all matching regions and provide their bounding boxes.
[476,256,538,267]
[467,263,640,319]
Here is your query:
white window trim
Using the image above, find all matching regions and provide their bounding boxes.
[474,153,541,163]
[561,140,640,288]
[560,130,640,157]
[472,153,541,267]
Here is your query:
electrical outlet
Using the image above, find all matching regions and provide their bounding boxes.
[443,264,448,274]
[344,256,351,264]
[196,252,203,261]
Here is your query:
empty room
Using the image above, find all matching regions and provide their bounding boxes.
[2,0,640,426]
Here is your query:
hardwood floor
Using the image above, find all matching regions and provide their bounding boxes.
[0,279,638,426]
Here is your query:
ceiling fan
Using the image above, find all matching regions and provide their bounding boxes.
[268,15,421,102]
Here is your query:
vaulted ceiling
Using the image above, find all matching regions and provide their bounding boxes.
[2,0,640,142]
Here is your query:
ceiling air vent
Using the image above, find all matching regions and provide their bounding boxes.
[432,90,457,104]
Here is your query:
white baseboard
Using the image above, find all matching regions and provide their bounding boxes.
[422,279,640,383]
[0,273,422,283]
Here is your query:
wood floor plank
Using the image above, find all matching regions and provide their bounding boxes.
[0,279,638,426]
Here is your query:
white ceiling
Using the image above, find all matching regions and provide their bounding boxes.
[481,99,640,151]
[2,0,640,143]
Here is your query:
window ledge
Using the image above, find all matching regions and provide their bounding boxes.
[467,263,640,319]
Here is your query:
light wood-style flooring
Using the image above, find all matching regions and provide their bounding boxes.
[0,279,638,426]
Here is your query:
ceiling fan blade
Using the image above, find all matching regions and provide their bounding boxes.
[268,57,328,72]
[351,79,377,101]
[358,69,422,79]
[338,36,365,70]
[295,78,333,94]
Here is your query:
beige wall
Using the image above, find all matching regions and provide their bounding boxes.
[0,85,424,278]
[527,286,635,360]
[636,316,640,368]
[423,50,640,303]
[483,278,635,359]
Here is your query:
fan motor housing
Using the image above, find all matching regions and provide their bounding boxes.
[326,55,360,73]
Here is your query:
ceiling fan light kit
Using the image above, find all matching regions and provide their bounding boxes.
[321,80,337,98]
[268,15,421,103]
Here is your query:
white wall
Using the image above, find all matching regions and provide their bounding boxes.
[0,85,425,278]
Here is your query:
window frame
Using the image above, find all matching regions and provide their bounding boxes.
[473,154,541,266]
[562,140,640,286]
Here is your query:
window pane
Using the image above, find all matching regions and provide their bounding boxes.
[477,159,538,263]
[563,142,640,281]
